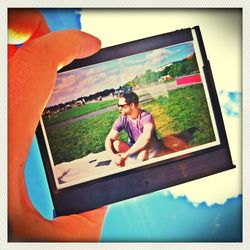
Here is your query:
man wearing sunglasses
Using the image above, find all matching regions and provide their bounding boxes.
[105,92,161,167]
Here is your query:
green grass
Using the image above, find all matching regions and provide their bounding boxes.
[47,109,129,164]
[43,99,118,126]
[47,84,215,165]
[143,84,216,145]
[47,110,118,164]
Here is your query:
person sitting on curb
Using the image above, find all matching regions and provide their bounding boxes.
[105,92,161,166]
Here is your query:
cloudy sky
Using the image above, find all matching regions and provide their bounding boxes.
[47,41,194,106]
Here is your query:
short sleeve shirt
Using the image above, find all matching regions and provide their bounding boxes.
[113,109,157,144]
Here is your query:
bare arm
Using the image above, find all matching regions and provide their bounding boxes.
[8,9,107,241]
[123,123,154,158]
[105,128,120,155]
[105,128,126,166]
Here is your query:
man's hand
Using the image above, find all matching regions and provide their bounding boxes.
[8,9,107,242]
[109,153,125,167]
[115,153,128,167]
[118,153,128,163]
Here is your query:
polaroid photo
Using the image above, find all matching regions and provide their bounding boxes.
[36,26,235,216]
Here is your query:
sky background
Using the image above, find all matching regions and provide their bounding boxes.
[47,41,194,106]
[24,8,242,242]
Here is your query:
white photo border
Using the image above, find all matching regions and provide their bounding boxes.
[41,37,221,189]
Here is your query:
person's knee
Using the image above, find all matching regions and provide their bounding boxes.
[113,140,129,153]
[136,149,149,162]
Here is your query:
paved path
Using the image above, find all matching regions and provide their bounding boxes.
[46,105,117,131]
[45,82,180,132]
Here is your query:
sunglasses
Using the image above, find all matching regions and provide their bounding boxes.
[117,104,129,108]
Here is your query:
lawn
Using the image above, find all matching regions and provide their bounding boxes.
[46,84,216,165]
[47,110,120,164]
[43,99,118,126]
[143,84,216,145]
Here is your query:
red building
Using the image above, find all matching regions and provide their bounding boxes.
[176,73,202,85]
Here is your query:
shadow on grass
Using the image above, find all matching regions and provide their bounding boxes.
[157,127,198,157]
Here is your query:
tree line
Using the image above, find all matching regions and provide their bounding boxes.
[45,53,198,113]
[123,53,199,88]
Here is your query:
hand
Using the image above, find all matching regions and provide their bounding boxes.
[108,152,126,167]
[115,157,126,167]
[115,153,128,167]
[119,152,128,162]
[109,153,124,167]
[8,9,107,242]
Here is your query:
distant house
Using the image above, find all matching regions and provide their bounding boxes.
[158,75,173,82]
[176,73,202,85]
[185,53,194,60]
[65,104,72,110]
[75,100,85,107]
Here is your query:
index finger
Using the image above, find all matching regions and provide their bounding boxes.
[8,9,50,59]
[8,9,50,45]
[9,29,101,164]
[8,29,103,241]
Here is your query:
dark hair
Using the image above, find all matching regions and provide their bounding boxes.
[119,92,139,106]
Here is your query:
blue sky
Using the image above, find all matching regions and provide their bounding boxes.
[101,191,242,242]
[219,90,241,117]
[41,9,82,31]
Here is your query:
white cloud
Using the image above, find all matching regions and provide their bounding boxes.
[161,91,241,206]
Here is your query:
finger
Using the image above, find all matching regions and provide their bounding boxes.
[9,29,101,153]
[8,9,50,45]
[10,206,109,242]
[8,9,50,60]
[8,30,101,240]
[8,44,18,59]
[51,206,109,241]
[78,206,108,224]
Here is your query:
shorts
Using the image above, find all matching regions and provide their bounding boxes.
[127,138,161,160]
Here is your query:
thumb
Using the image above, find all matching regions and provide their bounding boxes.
[8,29,101,224]
[9,29,101,151]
